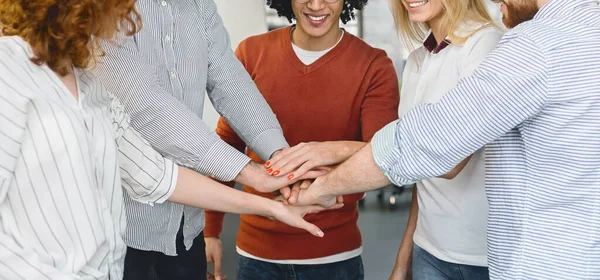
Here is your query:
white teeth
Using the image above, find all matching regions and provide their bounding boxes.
[408,0,428,7]
[308,15,326,21]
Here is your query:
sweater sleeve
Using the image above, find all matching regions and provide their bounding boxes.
[343,51,400,203]
[360,52,400,141]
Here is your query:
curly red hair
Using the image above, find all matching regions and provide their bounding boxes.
[0,0,141,75]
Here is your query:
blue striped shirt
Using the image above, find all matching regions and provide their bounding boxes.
[92,0,288,255]
[371,0,600,278]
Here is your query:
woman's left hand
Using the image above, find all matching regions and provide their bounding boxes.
[268,199,343,237]
[264,142,341,180]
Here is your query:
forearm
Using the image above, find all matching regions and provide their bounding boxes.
[331,141,367,163]
[169,166,277,217]
[394,185,418,268]
[317,143,391,197]
[95,38,251,182]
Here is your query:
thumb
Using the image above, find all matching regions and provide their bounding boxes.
[279,186,291,199]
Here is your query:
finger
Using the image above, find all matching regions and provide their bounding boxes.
[315,165,333,172]
[305,202,343,213]
[269,149,306,177]
[279,186,291,199]
[330,202,345,210]
[214,254,223,280]
[207,272,215,280]
[336,195,344,204]
[288,161,320,181]
[288,183,302,204]
[299,220,325,238]
[297,169,328,180]
[278,156,312,179]
[266,146,296,168]
[300,180,312,189]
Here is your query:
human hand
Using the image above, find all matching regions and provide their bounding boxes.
[285,178,338,208]
[264,142,342,179]
[283,179,343,207]
[236,162,329,194]
[268,199,343,237]
[205,237,226,280]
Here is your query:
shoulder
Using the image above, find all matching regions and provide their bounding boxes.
[463,24,505,50]
[344,32,390,60]
[0,36,31,70]
[237,27,288,54]
[0,37,36,99]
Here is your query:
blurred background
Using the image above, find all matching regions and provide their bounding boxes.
[203,1,502,278]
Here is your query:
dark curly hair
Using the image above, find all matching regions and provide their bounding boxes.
[267,0,368,24]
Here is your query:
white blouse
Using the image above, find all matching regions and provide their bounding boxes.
[0,36,178,279]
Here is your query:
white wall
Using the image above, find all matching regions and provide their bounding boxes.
[202,0,268,130]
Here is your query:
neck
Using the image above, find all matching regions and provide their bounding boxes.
[292,26,342,51]
[428,15,447,46]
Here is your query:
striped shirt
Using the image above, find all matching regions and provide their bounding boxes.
[0,36,178,279]
[92,0,288,255]
[371,0,600,279]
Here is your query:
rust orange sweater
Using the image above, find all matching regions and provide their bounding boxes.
[205,26,399,260]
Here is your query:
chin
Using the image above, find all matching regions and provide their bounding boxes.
[300,25,330,38]
[408,14,428,24]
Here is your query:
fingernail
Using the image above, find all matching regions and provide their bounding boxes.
[273,170,280,176]
[288,174,294,180]
[265,161,271,167]
[316,230,324,237]
[266,168,273,173]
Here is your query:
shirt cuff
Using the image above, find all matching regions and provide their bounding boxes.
[199,140,251,182]
[371,121,409,186]
[248,129,289,161]
[148,158,179,205]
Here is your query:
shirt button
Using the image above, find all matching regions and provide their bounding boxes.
[186,224,190,228]
[164,35,170,42]
[161,1,167,6]
[170,72,177,79]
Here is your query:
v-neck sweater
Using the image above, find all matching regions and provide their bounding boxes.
[205,26,400,260]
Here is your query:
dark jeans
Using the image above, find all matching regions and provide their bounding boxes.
[236,255,364,280]
[412,245,489,280]
[123,225,207,280]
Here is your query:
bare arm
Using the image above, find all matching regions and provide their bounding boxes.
[390,185,418,279]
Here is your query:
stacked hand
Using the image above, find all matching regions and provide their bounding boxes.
[265,142,342,180]
[205,200,343,280]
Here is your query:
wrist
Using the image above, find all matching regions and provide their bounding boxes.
[235,162,263,187]
[264,199,282,219]
[311,176,329,199]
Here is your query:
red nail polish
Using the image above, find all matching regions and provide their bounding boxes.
[288,174,294,180]
[266,168,273,173]
[265,161,271,167]
[273,170,280,176]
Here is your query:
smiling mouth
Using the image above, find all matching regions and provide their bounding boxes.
[408,0,428,8]
[306,14,327,21]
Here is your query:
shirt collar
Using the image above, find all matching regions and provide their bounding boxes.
[535,0,598,20]
[423,32,451,54]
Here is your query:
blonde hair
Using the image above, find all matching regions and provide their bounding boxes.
[390,0,497,51]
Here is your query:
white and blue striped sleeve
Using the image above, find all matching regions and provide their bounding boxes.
[95,35,251,182]
[200,0,289,160]
[108,93,179,205]
[372,32,549,186]
[0,66,29,200]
